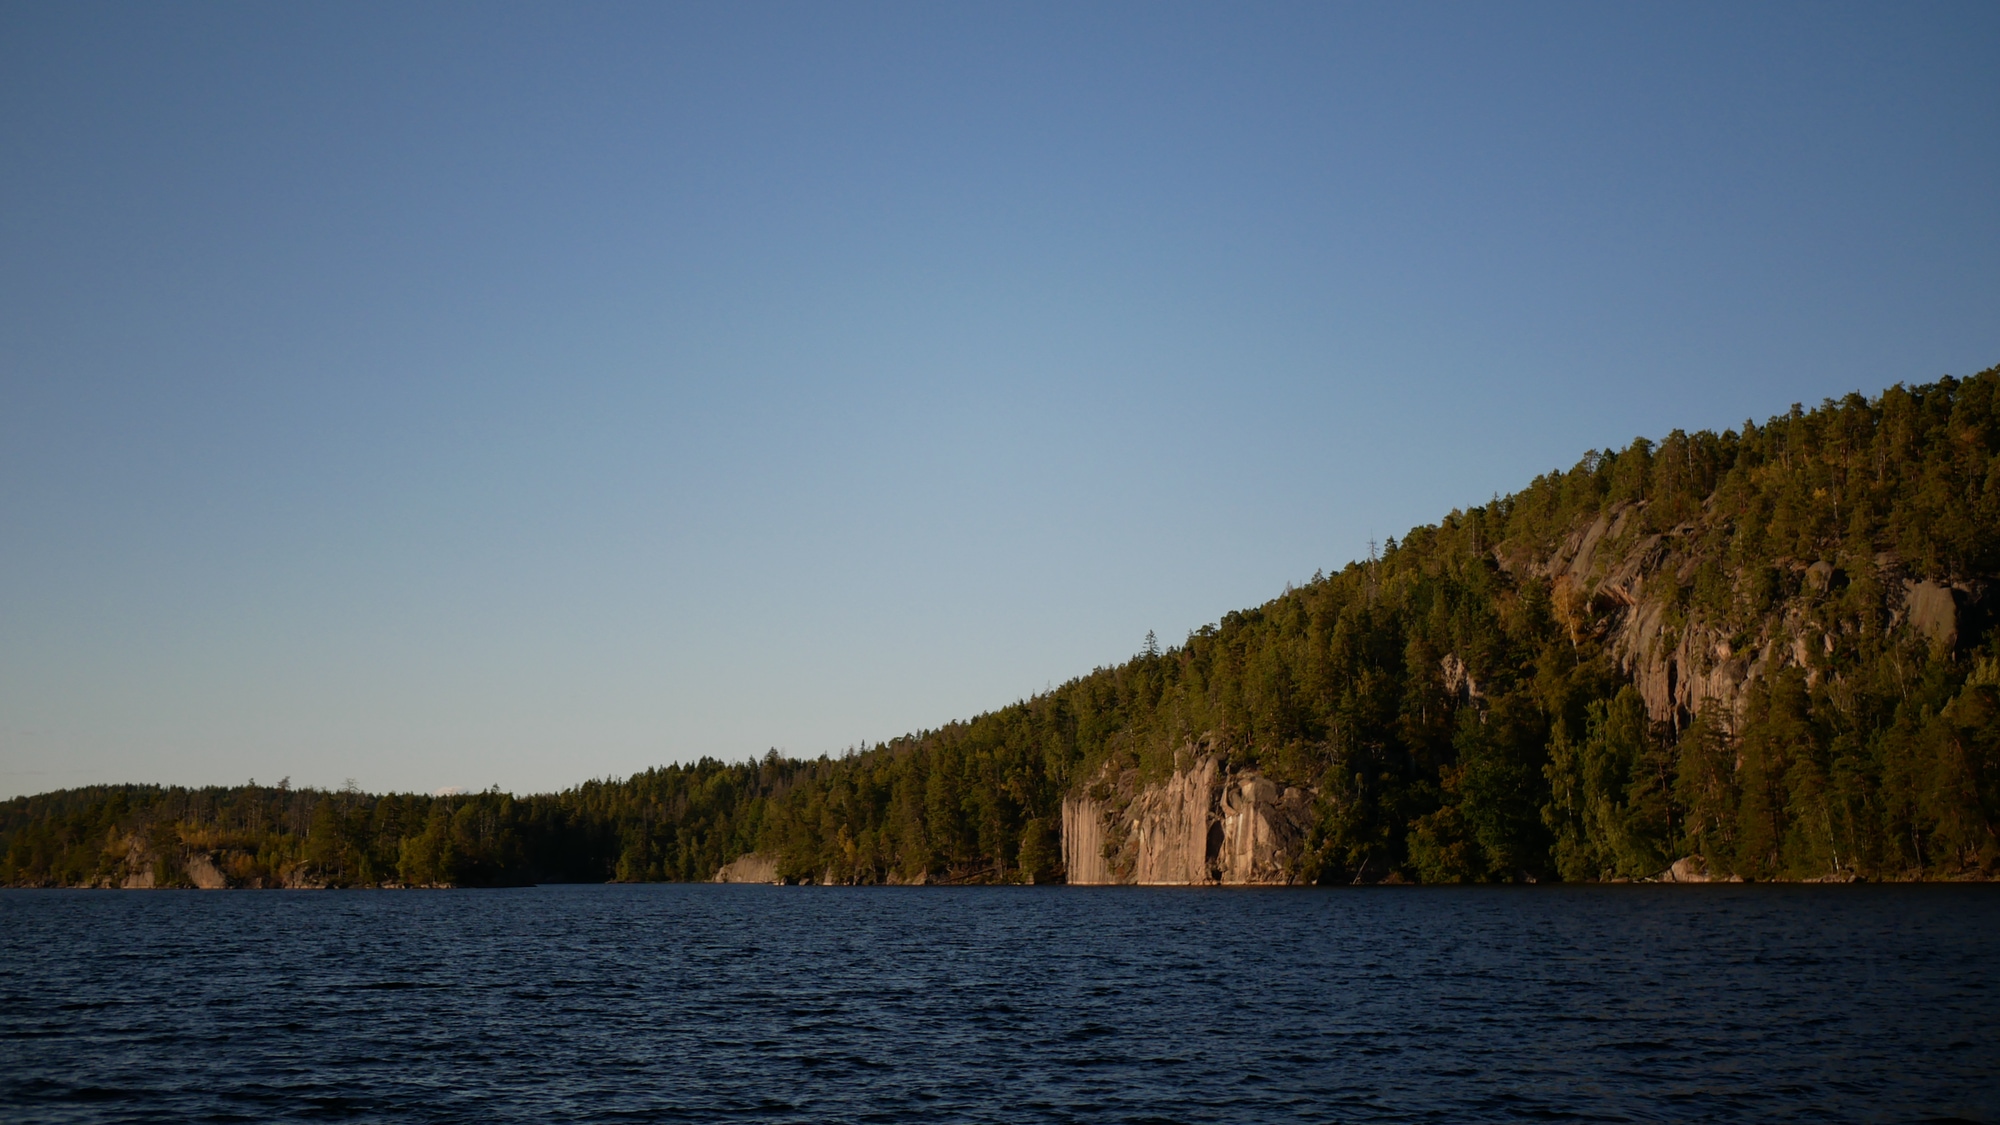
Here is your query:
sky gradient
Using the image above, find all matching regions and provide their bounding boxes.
[3,2,1997,798]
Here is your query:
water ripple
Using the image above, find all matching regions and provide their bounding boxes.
[1,885,1996,1123]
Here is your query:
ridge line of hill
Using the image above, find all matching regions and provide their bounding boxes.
[7,366,1999,886]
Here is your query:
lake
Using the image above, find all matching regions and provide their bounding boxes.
[2,884,1995,1123]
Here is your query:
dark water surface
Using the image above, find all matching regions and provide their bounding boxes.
[2,884,1996,1123]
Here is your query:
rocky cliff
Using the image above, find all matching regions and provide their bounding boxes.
[1512,497,1991,733]
[1063,752,1314,885]
[111,835,295,889]
[713,852,780,883]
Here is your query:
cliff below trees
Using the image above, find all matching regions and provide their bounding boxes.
[7,367,2000,888]
[1062,750,1313,885]
[1049,476,1997,886]
[1523,498,1989,734]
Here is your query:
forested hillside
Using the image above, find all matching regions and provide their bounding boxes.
[7,368,1998,887]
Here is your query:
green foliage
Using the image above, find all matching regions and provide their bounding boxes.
[1546,688,1676,880]
[5,368,1999,885]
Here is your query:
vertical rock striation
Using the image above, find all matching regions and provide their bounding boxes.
[1510,498,1992,734]
[1131,758,1221,884]
[1217,774,1313,884]
[1062,754,1313,885]
[714,853,780,883]
[1060,793,1113,885]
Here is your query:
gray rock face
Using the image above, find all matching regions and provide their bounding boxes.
[1503,498,1981,733]
[1061,755,1313,885]
[1657,856,1709,883]
[1131,758,1220,884]
[714,852,779,884]
[1217,773,1313,885]
[1057,501,1997,885]
[1656,855,1744,883]
[1061,793,1113,885]
[118,835,155,888]
[1904,580,1957,650]
[1440,653,1481,703]
[186,852,228,890]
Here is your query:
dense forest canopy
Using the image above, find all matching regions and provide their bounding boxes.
[8,368,1999,887]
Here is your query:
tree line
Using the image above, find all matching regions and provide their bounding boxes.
[5,367,1997,886]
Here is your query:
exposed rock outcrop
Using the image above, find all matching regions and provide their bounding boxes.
[186,852,228,890]
[1217,773,1313,885]
[1506,498,1991,733]
[1440,653,1481,703]
[280,867,328,889]
[1062,753,1313,885]
[1130,757,1221,884]
[111,834,244,889]
[1061,793,1112,885]
[1657,856,1708,883]
[119,835,156,888]
[714,852,780,884]
[1904,580,1958,650]
[1656,855,1744,883]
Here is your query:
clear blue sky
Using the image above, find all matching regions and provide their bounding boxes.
[3,2,1996,798]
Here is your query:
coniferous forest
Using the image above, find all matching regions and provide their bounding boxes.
[7,368,1999,887]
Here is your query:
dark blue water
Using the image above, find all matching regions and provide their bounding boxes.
[2,885,1995,1123]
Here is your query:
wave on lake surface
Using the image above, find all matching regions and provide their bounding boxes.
[2,884,1996,1123]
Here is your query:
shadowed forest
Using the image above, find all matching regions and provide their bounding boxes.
[7,368,1998,887]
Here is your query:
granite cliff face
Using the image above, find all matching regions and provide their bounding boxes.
[1063,753,1313,885]
[110,832,236,884]
[1506,498,1990,733]
[713,853,780,883]
[185,852,229,889]
[1055,490,1995,886]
